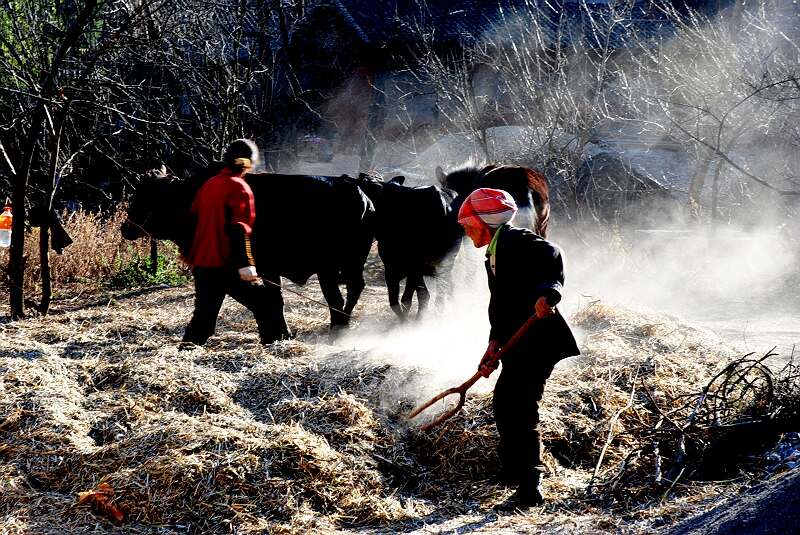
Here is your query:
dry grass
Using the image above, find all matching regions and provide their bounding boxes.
[0,208,153,297]
[0,280,796,533]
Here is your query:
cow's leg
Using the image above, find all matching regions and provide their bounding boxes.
[341,236,371,317]
[385,269,407,320]
[413,274,431,319]
[343,270,365,317]
[401,277,416,314]
[318,271,349,329]
[401,273,429,319]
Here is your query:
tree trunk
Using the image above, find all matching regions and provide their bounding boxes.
[359,72,384,173]
[710,158,724,232]
[39,219,50,314]
[8,0,99,319]
[149,239,158,275]
[9,106,46,319]
[476,128,490,161]
[9,175,30,319]
[39,111,65,316]
[688,149,712,220]
[273,0,290,52]
[467,64,490,161]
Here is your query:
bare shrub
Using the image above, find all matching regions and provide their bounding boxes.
[0,207,168,297]
[407,1,799,226]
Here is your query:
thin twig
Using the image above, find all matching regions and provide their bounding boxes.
[590,366,640,489]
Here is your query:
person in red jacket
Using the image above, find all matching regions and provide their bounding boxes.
[181,139,290,348]
[458,188,580,511]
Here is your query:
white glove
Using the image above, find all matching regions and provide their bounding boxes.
[238,266,258,281]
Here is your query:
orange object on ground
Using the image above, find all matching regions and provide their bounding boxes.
[76,482,124,523]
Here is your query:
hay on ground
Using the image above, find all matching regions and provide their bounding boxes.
[1,290,798,534]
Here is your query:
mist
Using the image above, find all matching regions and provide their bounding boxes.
[289,0,800,394]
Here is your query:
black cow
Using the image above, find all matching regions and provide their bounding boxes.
[435,163,551,237]
[121,164,375,332]
[353,173,462,319]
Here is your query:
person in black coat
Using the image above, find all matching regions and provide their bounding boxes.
[457,188,580,510]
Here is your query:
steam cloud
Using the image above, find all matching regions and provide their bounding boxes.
[289,1,799,391]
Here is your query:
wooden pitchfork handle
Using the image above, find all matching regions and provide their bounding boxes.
[407,312,544,431]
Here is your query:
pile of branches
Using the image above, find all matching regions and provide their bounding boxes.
[589,350,800,504]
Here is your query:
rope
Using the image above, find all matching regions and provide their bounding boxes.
[256,276,353,318]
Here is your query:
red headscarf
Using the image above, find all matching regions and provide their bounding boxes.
[457,188,518,247]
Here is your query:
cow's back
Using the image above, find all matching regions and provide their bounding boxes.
[246,173,374,283]
[478,165,550,236]
[478,165,532,208]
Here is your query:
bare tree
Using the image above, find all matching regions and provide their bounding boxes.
[409,0,654,220]
[0,0,285,317]
[407,0,799,225]
[2,0,105,317]
[626,1,800,222]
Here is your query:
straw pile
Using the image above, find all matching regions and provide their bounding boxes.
[1,285,797,534]
[401,303,757,505]
[0,290,425,533]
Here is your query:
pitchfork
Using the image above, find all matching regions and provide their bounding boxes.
[407,312,544,431]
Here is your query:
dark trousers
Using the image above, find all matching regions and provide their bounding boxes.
[492,358,554,488]
[183,267,290,345]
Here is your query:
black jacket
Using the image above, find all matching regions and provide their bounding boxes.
[485,225,580,367]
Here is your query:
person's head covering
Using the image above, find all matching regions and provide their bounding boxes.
[457,188,517,247]
[223,139,259,174]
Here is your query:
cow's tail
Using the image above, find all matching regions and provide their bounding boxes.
[525,168,550,238]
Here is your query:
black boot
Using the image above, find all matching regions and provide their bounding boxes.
[260,329,293,345]
[494,477,544,512]
[179,339,204,351]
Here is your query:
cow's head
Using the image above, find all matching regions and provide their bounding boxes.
[353,172,405,203]
[435,164,482,197]
[121,167,193,242]
[435,164,485,217]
